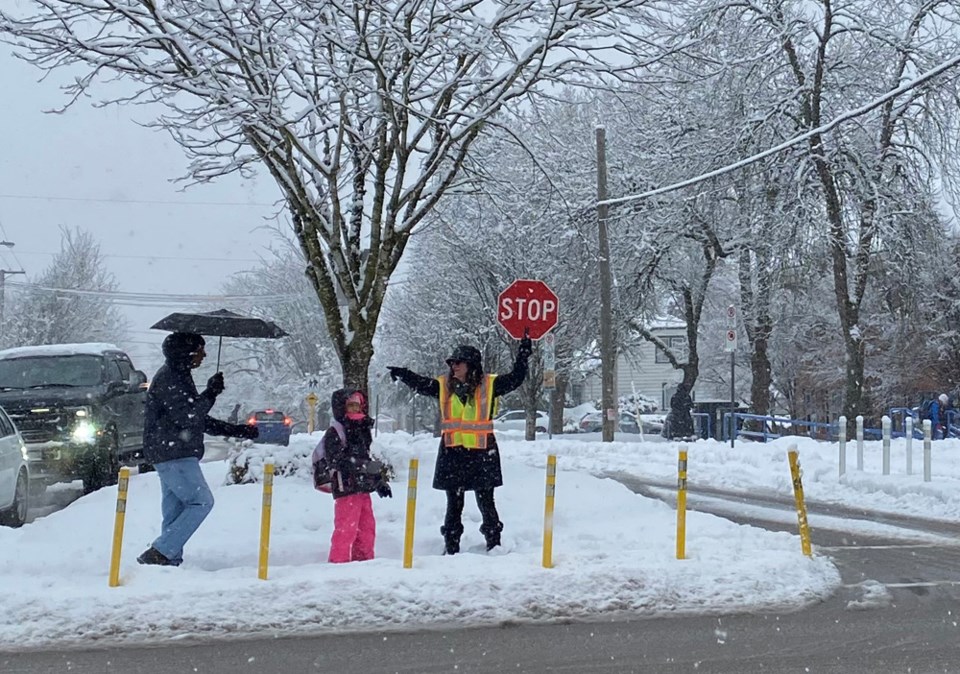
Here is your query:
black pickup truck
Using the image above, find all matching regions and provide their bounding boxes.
[0,343,148,494]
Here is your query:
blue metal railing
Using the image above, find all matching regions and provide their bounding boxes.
[888,406,960,439]
[692,412,713,440]
[720,412,884,443]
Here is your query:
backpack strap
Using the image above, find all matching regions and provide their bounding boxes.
[330,419,346,444]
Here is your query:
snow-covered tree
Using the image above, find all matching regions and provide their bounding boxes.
[685,0,960,424]
[216,237,339,424]
[0,0,665,392]
[2,226,126,349]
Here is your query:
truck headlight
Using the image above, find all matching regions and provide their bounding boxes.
[71,420,98,444]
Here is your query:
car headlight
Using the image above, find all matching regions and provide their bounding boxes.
[71,420,98,444]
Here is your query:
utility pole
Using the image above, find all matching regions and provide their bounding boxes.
[596,127,616,442]
[0,240,25,344]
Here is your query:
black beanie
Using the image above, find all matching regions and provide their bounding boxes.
[161,332,205,365]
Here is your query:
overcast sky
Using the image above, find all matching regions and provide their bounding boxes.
[0,51,293,371]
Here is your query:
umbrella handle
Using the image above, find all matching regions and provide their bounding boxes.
[216,336,223,372]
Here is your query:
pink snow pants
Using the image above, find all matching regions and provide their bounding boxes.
[329,492,376,563]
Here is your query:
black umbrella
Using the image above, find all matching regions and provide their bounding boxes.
[150,309,288,370]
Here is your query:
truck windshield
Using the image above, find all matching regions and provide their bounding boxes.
[0,355,103,389]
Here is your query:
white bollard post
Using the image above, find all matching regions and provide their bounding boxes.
[838,415,847,478]
[905,416,914,476]
[881,415,891,475]
[923,419,932,482]
[856,415,864,471]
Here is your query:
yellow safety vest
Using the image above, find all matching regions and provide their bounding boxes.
[437,374,497,449]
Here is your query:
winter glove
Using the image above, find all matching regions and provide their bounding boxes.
[518,335,533,360]
[206,372,225,397]
[376,482,393,498]
[387,366,408,383]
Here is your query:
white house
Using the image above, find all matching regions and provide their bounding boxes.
[575,318,725,411]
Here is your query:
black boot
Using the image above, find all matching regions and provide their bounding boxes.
[480,521,503,551]
[441,524,463,555]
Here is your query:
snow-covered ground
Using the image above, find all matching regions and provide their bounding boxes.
[4,429,960,650]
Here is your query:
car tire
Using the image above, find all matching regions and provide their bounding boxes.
[28,480,47,499]
[83,430,120,495]
[0,469,29,528]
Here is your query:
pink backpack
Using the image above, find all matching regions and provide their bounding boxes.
[311,420,345,494]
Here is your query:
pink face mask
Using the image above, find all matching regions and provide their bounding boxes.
[345,392,366,420]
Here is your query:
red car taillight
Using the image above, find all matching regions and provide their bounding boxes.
[283,417,292,426]
[247,417,257,425]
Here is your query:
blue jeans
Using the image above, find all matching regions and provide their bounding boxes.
[151,457,214,563]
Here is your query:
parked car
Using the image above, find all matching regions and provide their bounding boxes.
[638,414,666,435]
[246,409,293,445]
[493,410,549,433]
[0,406,29,527]
[0,343,148,494]
[579,411,642,434]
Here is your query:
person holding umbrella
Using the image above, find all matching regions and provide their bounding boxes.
[137,332,258,567]
[387,336,532,554]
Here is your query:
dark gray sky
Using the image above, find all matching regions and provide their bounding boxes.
[0,51,291,371]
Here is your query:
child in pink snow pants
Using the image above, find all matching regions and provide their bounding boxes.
[317,389,392,563]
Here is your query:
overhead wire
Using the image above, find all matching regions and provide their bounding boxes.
[5,280,300,305]
[0,193,279,208]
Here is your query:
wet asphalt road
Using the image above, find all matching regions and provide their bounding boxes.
[7,470,960,673]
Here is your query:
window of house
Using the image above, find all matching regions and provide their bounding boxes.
[655,336,689,364]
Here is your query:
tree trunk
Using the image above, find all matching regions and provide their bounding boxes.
[750,334,772,416]
[550,376,567,435]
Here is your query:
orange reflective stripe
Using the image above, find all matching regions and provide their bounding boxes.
[436,374,498,449]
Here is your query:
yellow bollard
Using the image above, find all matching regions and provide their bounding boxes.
[542,454,557,568]
[108,467,131,588]
[258,463,275,580]
[402,458,419,569]
[676,447,688,560]
[787,447,812,556]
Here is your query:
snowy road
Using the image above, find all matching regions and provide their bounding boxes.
[6,478,960,673]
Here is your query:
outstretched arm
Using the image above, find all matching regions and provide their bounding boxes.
[387,366,440,398]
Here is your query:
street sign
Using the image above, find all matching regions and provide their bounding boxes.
[724,328,737,352]
[497,279,559,340]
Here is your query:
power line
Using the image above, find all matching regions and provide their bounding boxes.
[6,280,300,304]
[0,193,279,208]
[13,250,264,263]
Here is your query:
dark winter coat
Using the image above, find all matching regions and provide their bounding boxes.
[666,386,695,439]
[321,388,383,499]
[143,333,249,464]
[391,350,528,491]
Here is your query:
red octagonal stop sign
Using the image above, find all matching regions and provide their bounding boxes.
[497,279,559,341]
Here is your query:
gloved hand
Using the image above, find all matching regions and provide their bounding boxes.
[518,335,533,359]
[206,372,225,396]
[387,366,407,382]
[376,482,393,498]
[238,424,259,440]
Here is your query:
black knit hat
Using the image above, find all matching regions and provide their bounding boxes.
[161,332,205,364]
[445,344,482,368]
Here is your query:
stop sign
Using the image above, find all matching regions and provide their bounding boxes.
[497,279,559,340]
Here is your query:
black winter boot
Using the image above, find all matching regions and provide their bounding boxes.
[441,524,463,555]
[480,521,504,551]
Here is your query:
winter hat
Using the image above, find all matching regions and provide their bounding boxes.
[445,345,482,369]
[161,332,205,365]
[939,393,949,404]
[345,391,366,421]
